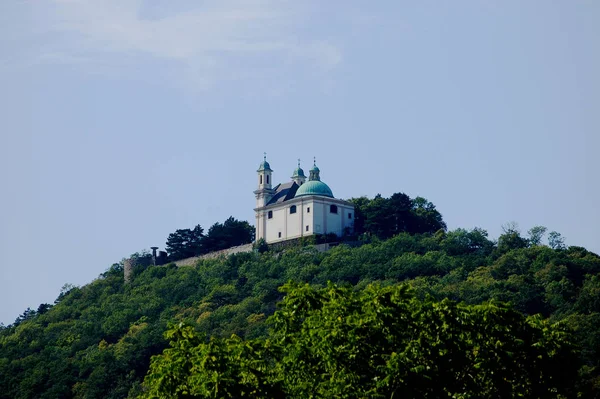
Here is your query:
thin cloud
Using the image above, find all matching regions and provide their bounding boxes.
[7,0,343,91]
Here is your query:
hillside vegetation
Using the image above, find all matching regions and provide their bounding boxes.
[1,193,599,398]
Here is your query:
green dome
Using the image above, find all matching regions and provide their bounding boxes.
[310,164,320,173]
[257,160,271,171]
[295,180,334,198]
[292,167,305,178]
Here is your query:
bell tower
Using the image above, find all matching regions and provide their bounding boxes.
[254,153,275,208]
[309,157,321,181]
[291,158,306,186]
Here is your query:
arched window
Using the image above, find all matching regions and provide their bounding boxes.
[290,205,297,214]
[330,204,338,214]
[268,210,273,219]
[348,213,352,219]
[267,175,270,184]
[260,175,263,184]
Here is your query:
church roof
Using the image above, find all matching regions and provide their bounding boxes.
[257,160,272,172]
[266,182,299,205]
[295,180,334,198]
[292,166,305,178]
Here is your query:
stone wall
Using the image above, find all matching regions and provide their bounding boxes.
[173,243,254,267]
[169,239,363,269]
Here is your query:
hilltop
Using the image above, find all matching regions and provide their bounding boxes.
[1,193,599,398]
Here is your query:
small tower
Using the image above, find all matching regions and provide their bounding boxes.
[124,258,133,284]
[151,247,158,266]
[291,159,306,186]
[254,153,275,208]
[309,157,321,181]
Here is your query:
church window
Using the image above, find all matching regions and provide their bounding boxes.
[306,225,309,231]
[307,207,310,213]
[330,205,338,214]
[260,175,263,184]
[268,211,273,219]
[278,232,282,238]
[348,213,352,219]
[267,175,270,184]
[290,205,297,214]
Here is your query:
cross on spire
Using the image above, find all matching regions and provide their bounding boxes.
[298,158,301,168]
[313,156,316,166]
[264,152,267,162]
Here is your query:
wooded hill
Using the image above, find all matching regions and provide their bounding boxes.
[1,193,599,398]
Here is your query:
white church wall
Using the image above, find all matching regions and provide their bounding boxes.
[325,203,340,236]
[303,200,314,236]
[313,201,324,234]
[286,203,302,239]
[266,207,286,242]
[341,204,355,234]
[259,198,354,244]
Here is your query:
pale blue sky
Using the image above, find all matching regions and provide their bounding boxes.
[1,1,598,324]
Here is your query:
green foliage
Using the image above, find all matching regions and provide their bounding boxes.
[497,223,529,255]
[528,225,548,246]
[165,217,255,261]
[253,238,269,253]
[549,231,567,250]
[142,283,580,398]
[1,228,599,398]
[349,192,446,238]
[143,325,283,398]
[166,225,205,261]
[203,217,255,252]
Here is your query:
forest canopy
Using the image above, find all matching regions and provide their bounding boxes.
[1,194,599,398]
[142,283,579,398]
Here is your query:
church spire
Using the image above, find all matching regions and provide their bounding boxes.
[256,152,274,202]
[291,158,306,186]
[309,156,320,181]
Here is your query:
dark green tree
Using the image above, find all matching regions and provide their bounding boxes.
[408,196,447,234]
[388,192,413,235]
[548,231,566,250]
[527,225,547,246]
[497,223,528,254]
[203,216,255,252]
[349,193,446,238]
[165,224,204,261]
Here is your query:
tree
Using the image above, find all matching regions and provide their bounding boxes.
[13,307,37,326]
[441,227,494,257]
[203,217,254,252]
[142,326,284,399]
[253,238,269,253]
[165,224,204,261]
[349,193,446,239]
[141,283,580,398]
[388,192,413,235]
[362,194,394,238]
[548,231,566,250]
[36,303,52,315]
[347,196,370,235]
[409,196,447,234]
[497,223,528,254]
[528,225,547,246]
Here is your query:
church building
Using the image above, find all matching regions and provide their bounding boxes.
[254,156,355,244]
